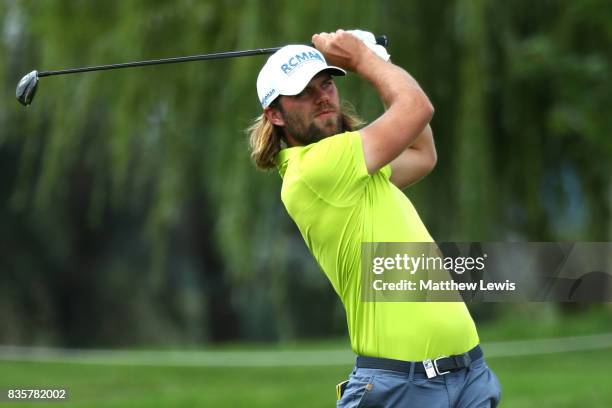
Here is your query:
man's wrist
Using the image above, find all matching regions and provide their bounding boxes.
[354,49,391,77]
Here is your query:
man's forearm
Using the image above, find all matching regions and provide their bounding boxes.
[355,53,431,119]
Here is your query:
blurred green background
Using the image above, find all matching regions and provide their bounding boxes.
[1,0,611,406]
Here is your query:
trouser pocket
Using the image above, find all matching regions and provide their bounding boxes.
[337,374,375,408]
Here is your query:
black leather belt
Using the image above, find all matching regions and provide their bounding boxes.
[356,345,482,378]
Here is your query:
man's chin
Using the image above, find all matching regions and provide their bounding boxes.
[318,118,342,136]
[313,127,340,142]
[291,118,342,145]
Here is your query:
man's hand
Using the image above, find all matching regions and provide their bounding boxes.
[346,30,391,61]
[311,29,374,72]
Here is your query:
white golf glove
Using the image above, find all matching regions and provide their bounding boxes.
[347,29,390,61]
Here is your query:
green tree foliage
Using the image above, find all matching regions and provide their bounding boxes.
[1,0,610,346]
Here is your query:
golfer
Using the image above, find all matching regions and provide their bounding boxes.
[248,29,501,407]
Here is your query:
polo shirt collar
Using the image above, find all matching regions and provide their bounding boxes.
[277,147,302,178]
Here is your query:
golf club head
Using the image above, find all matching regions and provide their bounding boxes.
[16,70,39,106]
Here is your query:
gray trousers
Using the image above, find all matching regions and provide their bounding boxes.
[337,355,501,408]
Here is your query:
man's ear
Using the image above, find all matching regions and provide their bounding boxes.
[264,105,285,127]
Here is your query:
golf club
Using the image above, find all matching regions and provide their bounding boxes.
[16,35,388,106]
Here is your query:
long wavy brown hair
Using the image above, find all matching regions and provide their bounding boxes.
[247,100,365,170]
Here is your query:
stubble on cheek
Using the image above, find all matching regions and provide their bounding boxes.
[281,104,343,145]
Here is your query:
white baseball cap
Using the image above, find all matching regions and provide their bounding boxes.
[256,44,346,108]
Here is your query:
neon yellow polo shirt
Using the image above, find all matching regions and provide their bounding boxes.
[277,131,479,361]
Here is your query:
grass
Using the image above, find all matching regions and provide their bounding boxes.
[475,305,612,342]
[488,350,612,407]
[2,307,611,406]
[1,346,612,407]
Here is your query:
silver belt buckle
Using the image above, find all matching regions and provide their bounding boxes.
[433,356,450,376]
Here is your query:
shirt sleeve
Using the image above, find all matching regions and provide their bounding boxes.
[298,131,390,206]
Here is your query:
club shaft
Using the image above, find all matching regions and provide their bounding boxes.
[37,36,388,78]
[37,47,282,77]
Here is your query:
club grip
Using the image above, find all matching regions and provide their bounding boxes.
[375,35,389,47]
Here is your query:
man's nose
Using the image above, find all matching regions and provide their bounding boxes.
[313,87,329,104]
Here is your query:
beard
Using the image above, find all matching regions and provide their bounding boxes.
[280,105,343,145]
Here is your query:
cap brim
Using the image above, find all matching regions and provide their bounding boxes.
[278,65,346,96]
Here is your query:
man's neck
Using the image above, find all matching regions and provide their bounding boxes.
[284,133,302,147]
